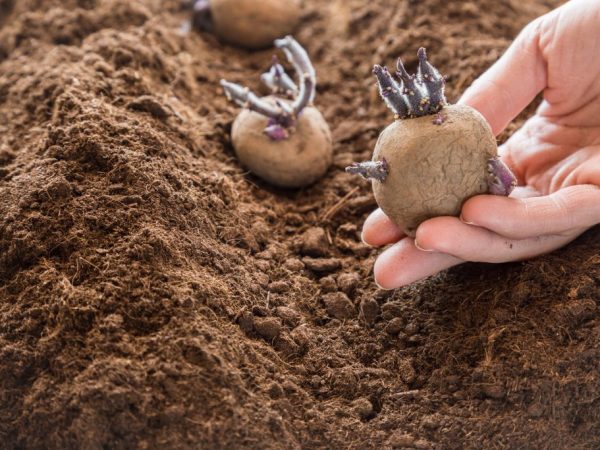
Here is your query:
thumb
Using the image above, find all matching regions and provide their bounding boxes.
[459,18,547,136]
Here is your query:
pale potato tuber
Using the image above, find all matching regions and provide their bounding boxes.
[192,0,301,50]
[232,102,331,188]
[346,48,516,237]
[372,104,497,236]
[221,36,333,189]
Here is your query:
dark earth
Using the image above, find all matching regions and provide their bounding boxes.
[1,0,598,448]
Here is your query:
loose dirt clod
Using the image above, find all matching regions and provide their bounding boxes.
[352,397,375,420]
[323,292,355,320]
[299,226,330,257]
[337,272,360,295]
[253,317,282,341]
[385,317,404,335]
[274,306,302,328]
[303,257,341,273]
[359,297,380,326]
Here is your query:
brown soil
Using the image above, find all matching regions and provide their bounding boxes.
[1,0,598,449]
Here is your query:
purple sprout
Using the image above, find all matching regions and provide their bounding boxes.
[487,157,517,196]
[345,47,448,182]
[418,48,446,114]
[375,47,447,119]
[220,36,316,141]
[373,65,409,119]
[396,57,429,116]
[260,56,298,98]
[345,159,389,182]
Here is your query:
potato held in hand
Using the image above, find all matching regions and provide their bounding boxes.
[346,48,516,237]
[192,0,301,50]
[372,104,497,236]
[221,36,332,189]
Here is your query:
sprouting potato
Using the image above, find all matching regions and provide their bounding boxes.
[346,48,516,237]
[220,36,332,189]
[231,101,332,188]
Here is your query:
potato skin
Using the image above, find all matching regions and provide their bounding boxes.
[372,104,497,237]
[211,0,301,50]
[231,105,332,188]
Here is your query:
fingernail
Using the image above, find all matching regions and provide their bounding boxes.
[459,214,476,226]
[374,278,393,291]
[414,239,435,252]
[360,230,372,247]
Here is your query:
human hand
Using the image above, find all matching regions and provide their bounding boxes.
[362,0,600,289]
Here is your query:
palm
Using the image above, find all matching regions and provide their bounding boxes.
[505,112,600,199]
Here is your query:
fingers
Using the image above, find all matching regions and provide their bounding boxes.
[459,18,547,136]
[371,201,589,290]
[366,183,598,289]
[362,210,462,289]
[362,208,404,246]
[373,238,463,289]
[461,185,600,239]
[415,216,584,263]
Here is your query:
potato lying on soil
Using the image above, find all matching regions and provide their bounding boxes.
[232,102,331,188]
[346,48,516,237]
[192,0,301,50]
[221,36,333,189]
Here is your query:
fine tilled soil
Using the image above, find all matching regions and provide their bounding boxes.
[1,0,598,448]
